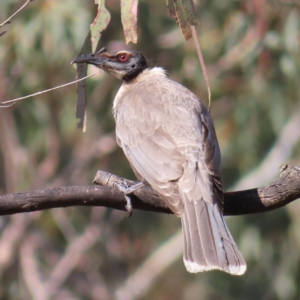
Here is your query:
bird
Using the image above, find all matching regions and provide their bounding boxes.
[72,48,246,275]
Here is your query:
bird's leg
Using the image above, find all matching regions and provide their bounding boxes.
[116,181,146,195]
[114,180,146,217]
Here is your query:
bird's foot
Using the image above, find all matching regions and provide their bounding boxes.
[114,181,146,217]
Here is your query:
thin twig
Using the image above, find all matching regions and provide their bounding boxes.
[0,73,95,107]
[0,0,33,27]
[190,25,212,111]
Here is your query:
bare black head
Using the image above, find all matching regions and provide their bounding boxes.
[72,49,148,83]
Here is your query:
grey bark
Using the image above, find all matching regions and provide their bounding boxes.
[0,164,299,216]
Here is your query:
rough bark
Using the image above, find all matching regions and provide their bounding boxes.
[0,164,299,216]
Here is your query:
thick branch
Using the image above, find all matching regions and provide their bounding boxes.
[0,164,299,216]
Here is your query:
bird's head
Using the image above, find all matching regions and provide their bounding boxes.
[72,48,148,82]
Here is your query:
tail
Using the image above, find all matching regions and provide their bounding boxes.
[181,199,246,275]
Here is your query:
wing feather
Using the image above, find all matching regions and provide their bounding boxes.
[114,76,222,211]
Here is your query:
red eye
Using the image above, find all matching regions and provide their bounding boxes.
[118,53,129,62]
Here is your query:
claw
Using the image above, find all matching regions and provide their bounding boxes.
[114,181,146,216]
[124,195,133,217]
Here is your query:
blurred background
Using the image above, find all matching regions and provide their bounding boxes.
[0,0,300,299]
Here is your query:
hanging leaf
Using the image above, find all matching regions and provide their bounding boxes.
[91,0,111,52]
[171,0,199,40]
[120,0,138,44]
[74,32,92,132]
[74,0,111,131]
[182,0,199,26]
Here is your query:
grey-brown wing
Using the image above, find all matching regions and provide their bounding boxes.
[119,128,185,216]
[113,74,245,274]
[198,110,224,208]
[114,84,192,215]
[113,79,223,213]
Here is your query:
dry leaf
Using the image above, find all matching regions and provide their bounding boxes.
[120,0,138,44]
[171,0,199,41]
[74,0,111,131]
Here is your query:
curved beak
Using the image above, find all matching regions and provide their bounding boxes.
[71,53,106,67]
[71,47,110,67]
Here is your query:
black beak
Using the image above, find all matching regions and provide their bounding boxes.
[71,48,109,65]
[71,53,104,65]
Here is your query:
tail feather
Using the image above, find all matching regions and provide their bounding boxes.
[182,204,206,268]
[182,199,246,275]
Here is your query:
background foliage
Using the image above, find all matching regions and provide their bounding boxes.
[0,0,300,299]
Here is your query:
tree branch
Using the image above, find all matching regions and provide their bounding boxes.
[0,0,34,36]
[0,164,299,217]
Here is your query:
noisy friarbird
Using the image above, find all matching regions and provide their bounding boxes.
[72,48,246,275]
